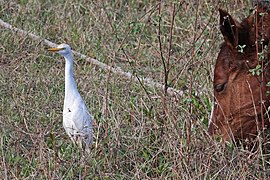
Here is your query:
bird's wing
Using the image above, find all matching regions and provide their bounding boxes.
[66,98,92,139]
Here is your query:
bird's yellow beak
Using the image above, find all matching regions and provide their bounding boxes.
[47,47,65,52]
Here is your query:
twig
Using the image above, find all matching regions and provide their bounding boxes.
[1,137,8,180]
[114,3,160,55]
[170,0,221,85]
[157,2,167,94]
[157,2,177,139]
[135,75,152,100]
[166,3,176,93]
[187,0,200,167]
[157,1,167,139]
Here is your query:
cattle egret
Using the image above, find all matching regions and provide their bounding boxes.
[48,44,92,152]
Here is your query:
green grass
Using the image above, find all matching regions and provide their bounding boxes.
[1,0,270,179]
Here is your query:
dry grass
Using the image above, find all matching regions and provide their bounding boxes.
[1,0,270,179]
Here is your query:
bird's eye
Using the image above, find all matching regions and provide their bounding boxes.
[215,82,227,92]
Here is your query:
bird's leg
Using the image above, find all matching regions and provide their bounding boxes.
[77,136,83,149]
[85,144,90,154]
[69,135,77,147]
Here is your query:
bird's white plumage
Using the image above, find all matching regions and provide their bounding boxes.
[48,44,92,151]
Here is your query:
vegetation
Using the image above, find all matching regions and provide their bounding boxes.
[1,0,269,179]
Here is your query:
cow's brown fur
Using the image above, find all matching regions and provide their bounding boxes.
[208,3,270,141]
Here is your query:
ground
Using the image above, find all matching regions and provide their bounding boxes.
[1,0,269,179]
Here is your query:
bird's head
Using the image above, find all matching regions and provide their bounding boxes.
[48,44,72,56]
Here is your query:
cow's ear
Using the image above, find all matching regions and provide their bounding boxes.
[219,9,240,48]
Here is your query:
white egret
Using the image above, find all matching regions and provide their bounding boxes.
[48,44,92,152]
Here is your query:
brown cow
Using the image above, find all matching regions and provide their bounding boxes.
[208,2,270,142]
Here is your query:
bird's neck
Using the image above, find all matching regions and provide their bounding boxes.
[64,54,79,99]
